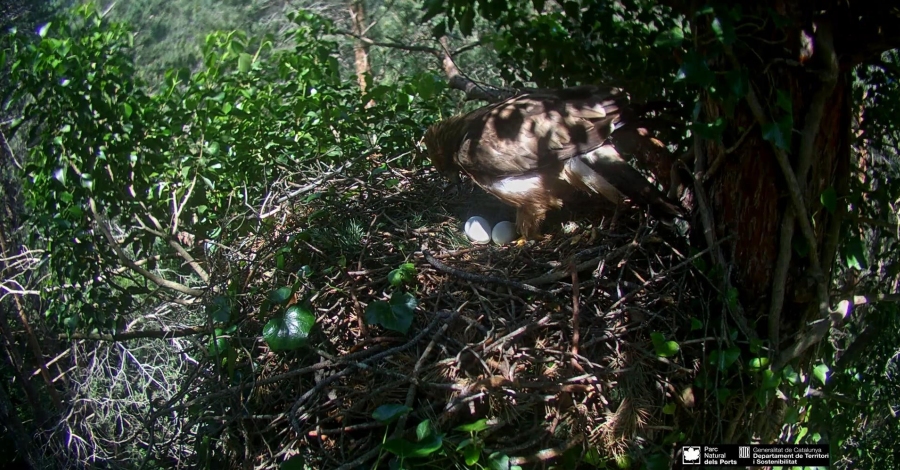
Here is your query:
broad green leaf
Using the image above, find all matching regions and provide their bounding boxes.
[463,443,481,465]
[762,119,791,151]
[207,295,232,324]
[238,53,252,73]
[759,369,782,390]
[776,89,793,113]
[268,286,293,305]
[813,364,830,385]
[455,418,489,433]
[207,329,230,357]
[676,50,714,87]
[262,305,316,352]
[820,187,837,214]
[782,364,801,385]
[388,263,416,287]
[663,403,676,414]
[651,332,680,358]
[416,419,434,440]
[364,291,417,334]
[372,404,411,423]
[38,23,51,38]
[488,452,522,470]
[748,357,770,371]
[690,318,703,331]
[711,17,736,44]
[710,346,740,371]
[382,433,442,458]
[843,236,868,270]
[725,69,749,97]
[654,26,684,48]
[281,455,306,470]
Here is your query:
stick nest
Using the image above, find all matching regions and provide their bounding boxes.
[99,158,723,469]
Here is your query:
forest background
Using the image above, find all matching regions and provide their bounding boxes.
[1,0,899,468]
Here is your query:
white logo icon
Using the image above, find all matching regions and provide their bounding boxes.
[683,446,701,465]
[739,446,750,458]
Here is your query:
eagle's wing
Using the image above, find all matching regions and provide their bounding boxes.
[455,87,624,179]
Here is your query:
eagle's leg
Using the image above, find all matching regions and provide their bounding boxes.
[516,205,547,241]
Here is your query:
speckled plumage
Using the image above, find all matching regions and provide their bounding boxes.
[424,86,683,239]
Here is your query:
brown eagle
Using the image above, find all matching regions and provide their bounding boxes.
[423,86,684,239]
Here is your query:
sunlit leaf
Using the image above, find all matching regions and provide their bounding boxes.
[262,304,316,352]
[372,404,411,423]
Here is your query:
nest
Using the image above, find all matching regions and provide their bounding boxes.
[142,157,721,469]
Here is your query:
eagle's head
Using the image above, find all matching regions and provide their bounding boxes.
[423,118,465,183]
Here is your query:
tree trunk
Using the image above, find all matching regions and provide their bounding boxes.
[349,0,371,93]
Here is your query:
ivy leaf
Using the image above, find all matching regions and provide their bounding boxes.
[843,235,868,270]
[37,23,51,38]
[281,455,306,470]
[372,404,411,423]
[654,26,684,48]
[710,346,740,371]
[776,89,793,113]
[820,187,837,214]
[748,357,770,372]
[365,291,417,334]
[455,419,489,433]
[676,50,714,87]
[262,304,316,352]
[268,286,293,305]
[463,443,481,465]
[238,53,252,73]
[711,16,736,44]
[488,452,522,470]
[813,364,830,385]
[762,116,792,151]
[388,263,417,287]
[725,69,748,97]
[206,295,232,324]
[651,332,680,358]
[383,432,442,457]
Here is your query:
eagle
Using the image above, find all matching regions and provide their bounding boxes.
[423,86,684,239]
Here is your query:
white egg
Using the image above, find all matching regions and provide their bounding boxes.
[491,220,517,245]
[464,216,492,244]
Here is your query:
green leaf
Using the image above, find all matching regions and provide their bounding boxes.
[759,369,782,390]
[488,452,522,470]
[820,187,837,214]
[372,404,411,423]
[364,291,417,334]
[463,443,481,465]
[416,419,434,440]
[268,286,293,305]
[455,418,489,433]
[662,403,676,414]
[762,117,792,151]
[690,318,703,331]
[262,304,316,352]
[388,263,417,287]
[782,364,801,385]
[459,6,475,36]
[711,17,736,44]
[121,102,133,118]
[725,69,748,97]
[383,432,442,458]
[710,346,740,371]
[650,332,680,358]
[748,357,770,371]
[207,295,232,324]
[776,89,793,113]
[207,329,230,357]
[238,53,252,73]
[654,26,684,48]
[38,23,51,38]
[676,50,714,87]
[813,364,830,385]
[843,235,868,270]
[281,455,306,470]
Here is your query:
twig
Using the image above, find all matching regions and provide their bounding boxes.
[422,250,548,294]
